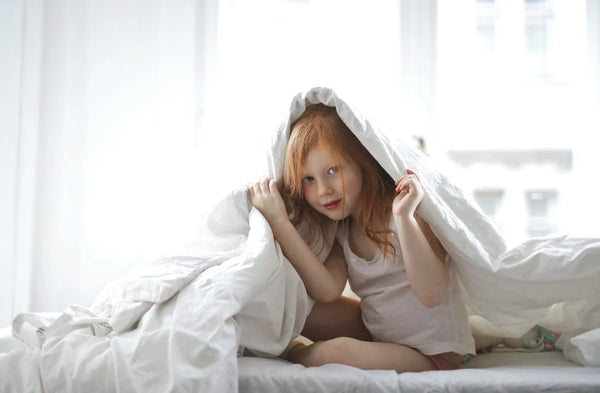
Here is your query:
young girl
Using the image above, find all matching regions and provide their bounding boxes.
[248,104,552,372]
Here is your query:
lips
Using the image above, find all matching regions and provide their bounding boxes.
[323,199,341,210]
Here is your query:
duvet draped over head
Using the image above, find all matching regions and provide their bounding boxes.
[6,87,600,393]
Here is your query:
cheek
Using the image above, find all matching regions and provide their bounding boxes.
[303,187,318,207]
[343,175,360,196]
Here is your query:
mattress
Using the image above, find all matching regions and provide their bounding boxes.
[3,324,599,392]
[238,351,600,393]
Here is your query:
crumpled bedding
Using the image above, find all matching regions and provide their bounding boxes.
[2,86,599,393]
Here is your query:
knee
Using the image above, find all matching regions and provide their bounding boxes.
[312,336,357,366]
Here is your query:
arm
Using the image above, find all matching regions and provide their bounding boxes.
[248,178,347,302]
[393,170,449,308]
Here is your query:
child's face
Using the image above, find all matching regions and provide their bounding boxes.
[301,146,363,221]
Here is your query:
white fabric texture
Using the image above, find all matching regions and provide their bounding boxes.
[337,220,475,356]
[238,353,600,393]
[1,86,599,392]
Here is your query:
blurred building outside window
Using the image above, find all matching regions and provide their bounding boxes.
[436,0,596,247]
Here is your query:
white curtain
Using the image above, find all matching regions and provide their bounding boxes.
[1,0,217,326]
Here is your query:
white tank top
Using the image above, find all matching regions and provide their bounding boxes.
[337,220,475,355]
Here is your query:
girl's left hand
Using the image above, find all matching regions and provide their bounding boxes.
[393,169,424,217]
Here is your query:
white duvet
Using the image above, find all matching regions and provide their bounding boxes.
[2,87,599,393]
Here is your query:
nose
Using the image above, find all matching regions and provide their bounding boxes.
[318,180,333,197]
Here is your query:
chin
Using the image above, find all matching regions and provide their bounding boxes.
[323,210,350,222]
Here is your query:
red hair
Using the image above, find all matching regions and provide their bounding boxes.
[282,104,397,257]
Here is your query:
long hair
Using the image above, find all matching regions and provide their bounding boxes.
[282,104,397,257]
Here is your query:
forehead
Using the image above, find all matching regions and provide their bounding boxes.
[305,146,335,164]
[304,146,343,167]
[303,146,356,172]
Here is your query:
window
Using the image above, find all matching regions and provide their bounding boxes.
[436,0,596,245]
[525,189,558,237]
[525,190,557,217]
[475,0,498,57]
[524,0,553,79]
[474,189,505,231]
[474,189,504,217]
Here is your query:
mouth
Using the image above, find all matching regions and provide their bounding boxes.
[323,199,341,210]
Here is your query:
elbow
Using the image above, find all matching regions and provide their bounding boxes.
[420,294,444,308]
[418,284,449,308]
[316,293,338,303]
[313,286,344,303]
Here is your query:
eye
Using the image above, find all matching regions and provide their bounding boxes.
[302,176,314,183]
[327,166,339,175]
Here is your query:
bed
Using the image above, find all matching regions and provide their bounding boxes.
[2,87,599,392]
[239,352,600,392]
[2,325,599,393]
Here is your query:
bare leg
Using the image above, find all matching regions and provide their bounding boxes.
[473,335,504,351]
[302,296,372,342]
[288,336,436,373]
[474,328,542,351]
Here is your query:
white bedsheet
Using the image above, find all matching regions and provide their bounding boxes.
[1,87,599,393]
[239,352,600,393]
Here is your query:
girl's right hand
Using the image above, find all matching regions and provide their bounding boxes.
[393,169,424,217]
[247,178,289,226]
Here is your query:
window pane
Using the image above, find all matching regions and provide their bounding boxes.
[526,23,547,55]
[525,190,557,217]
[474,189,504,217]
